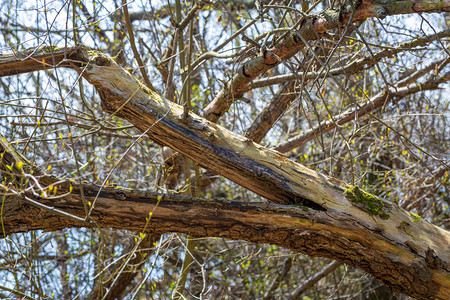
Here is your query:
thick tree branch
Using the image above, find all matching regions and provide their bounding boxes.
[1,165,449,299]
[1,46,449,300]
[0,46,78,77]
[78,49,450,298]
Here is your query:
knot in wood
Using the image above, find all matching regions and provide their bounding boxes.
[208,133,217,142]
[425,248,444,269]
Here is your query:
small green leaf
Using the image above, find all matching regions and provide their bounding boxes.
[16,161,24,170]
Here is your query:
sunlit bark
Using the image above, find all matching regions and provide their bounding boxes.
[1,45,449,299]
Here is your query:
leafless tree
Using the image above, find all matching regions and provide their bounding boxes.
[0,1,449,299]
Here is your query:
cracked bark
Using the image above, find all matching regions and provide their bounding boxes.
[1,44,449,300]
[2,47,450,299]
[1,163,449,299]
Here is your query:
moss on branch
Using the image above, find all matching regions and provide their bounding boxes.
[345,185,390,220]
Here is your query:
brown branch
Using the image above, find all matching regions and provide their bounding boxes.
[0,46,79,77]
[1,46,450,300]
[82,50,338,208]
[288,261,342,300]
[244,40,332,144]
[73,49,449,299]
[89,234,160,300]
[274,67,450,153]
[263,257,293,300]
[202,0,450,122]
[245,81,297,144]
[77,1,113,49]
[1,172,449,299]
[122,0,157,92]
[246,29,450,91]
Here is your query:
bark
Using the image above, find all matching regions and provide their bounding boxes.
[1,47,449,299]
[1,163,449,300]
[0,46,76,77]
[245,79,297,144]
[245,39,334,144]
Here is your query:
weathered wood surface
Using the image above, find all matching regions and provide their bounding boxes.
[1,3,450,294]
[1,135,450,300]
[3,47,441,299]
[0,46,78,77]
[1,169,449,300]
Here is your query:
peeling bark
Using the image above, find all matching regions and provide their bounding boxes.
[1,39,450,300]
[1,167,449,299]
[82,50,450,300]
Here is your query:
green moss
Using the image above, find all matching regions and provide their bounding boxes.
[42,45,60,53]
[379,213,390,220]
[409,212,421,222]
[345,185,390,219]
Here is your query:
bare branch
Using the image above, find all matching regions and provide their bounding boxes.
[275,63,450,152]
[202,0,450,122]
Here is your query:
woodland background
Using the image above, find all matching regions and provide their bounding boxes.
[0,0,449,299]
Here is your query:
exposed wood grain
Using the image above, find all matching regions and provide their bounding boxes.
[62,49,449,299]
[1,40,450,299]
[0,46,80,77]
[1,173,449,300]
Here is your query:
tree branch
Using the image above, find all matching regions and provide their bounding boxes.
[1,45,449,300]
[202,0,450,122]
[245,29,450,91]
[0,46,78,77]
[274,64,450,152]
[288,261,342,300]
